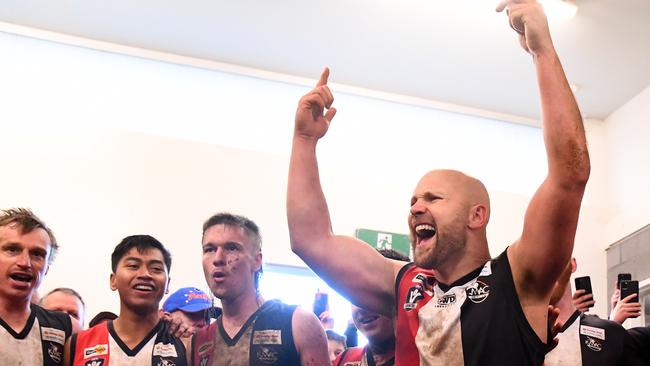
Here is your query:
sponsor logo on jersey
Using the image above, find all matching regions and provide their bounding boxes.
[256,346,279,364]
[343,362,362,366]
[48,343,62,363]
[41,327,66,345]
[466,280,490,303]
[404,285,425,310]
[252,329,282,345]
[580,325,606,340]
[85,360,105,366]
[436,293,457,307]
[153,342,178,358]
[197,342,213,355]
[84,344,108,358]
[585,336,602,352]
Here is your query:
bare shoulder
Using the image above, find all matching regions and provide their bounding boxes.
[291,307,330,365]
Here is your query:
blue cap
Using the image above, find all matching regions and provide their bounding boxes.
[163,287,211,313]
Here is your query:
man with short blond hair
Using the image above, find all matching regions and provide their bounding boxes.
[0,208,72,365]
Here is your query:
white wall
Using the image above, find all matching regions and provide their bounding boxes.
[603,86,650,244]
[0,30,616,321]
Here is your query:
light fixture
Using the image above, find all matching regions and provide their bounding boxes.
[539,0,578,20]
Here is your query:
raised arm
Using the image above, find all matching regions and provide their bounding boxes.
[287,68,404,316]
[498,0,590,303]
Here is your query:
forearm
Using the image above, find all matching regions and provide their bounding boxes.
[535,50,590,186]
[287,136,334,255]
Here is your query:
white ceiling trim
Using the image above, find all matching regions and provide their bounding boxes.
[0,20,540,128]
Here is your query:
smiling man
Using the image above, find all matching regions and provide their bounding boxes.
[0,208,73,365]
[65,235,188,365]
[287,1,590,365]
[192,212,329,366]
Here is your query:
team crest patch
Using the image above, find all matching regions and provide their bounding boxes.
[436,293,457,307]
[85,360,105,366]
[256,346,279,364]
[466,280,490,303]
[41,327,66,345]
[198,355,210,366]
[48,343,62,363]
[412,273,435,294]
[85,344,108,358]
[585,337,602,352]
[404,285,425,310]
[156,359,176,366]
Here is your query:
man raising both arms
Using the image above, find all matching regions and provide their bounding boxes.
[287,1,590,365]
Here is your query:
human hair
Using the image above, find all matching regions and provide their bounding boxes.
[202,212,263,290]
[378,248,410,262]
[0,208,58,263]
[110,235,172,273]
[40,287,85,308]
[325,329,347,345]
[88,311,118,328]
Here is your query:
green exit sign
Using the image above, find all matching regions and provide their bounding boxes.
[355,228,412,259]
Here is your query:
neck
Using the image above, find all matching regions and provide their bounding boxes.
[114,303,159,339]
[368,338,395,360]
[0,295,31,326]
[221,288,263,324]
[555,284,577,327]
[434,240,490,285]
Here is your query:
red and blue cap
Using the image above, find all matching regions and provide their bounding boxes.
[163,287,211,313]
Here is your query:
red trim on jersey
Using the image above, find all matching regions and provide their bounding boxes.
[334,347,365,365]
[395,264,436,366]
[72,322,110,366]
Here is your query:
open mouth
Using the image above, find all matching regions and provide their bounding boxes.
[357,314,379,325]
[10,273,34,283]
[212,272,226,282]
[415,224,437,244]
[132,284,155,292]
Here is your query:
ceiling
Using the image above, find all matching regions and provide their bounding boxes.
[0,0,648,122]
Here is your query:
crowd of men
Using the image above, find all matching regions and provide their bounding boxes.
[1,1,648,365]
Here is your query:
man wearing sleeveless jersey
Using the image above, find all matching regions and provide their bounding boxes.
[0,208,73,366]
[192,213,329,366]
[545,259,640,366]
[287,1,590,365]
[65,235,189,366]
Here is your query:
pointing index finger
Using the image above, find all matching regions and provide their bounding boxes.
[317,67,330,87]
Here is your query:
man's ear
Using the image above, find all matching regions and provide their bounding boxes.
[109,273,117,291]
[254,251,263,273]
[468,204,489,229]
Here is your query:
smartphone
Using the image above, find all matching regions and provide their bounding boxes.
[574,276,593,308]
[617,273,632,289]
[313,292,329,317]
[620,280,640,303]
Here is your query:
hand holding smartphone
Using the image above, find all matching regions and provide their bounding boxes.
[574,276,594,309]
[620,280,640,304]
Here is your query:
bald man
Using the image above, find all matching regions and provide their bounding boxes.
[287,1,590,365]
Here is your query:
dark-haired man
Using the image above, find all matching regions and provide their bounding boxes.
[65,235,188,365]
[0,208,72,365]
[287,1,590,365]
[40,287,85,333]
[334,249,408,366]
[192,212,329,366]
